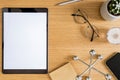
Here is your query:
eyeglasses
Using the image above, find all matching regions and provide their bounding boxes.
[72,9,99,42]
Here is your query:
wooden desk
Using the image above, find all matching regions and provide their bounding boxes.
[0,0,120,80]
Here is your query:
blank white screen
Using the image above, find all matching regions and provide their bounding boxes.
[4,13,47,69]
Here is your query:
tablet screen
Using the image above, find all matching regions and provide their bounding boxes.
[2,8,48,74]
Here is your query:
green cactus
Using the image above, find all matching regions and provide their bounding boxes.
[108,0,120,16]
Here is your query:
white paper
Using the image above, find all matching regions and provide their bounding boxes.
[3,12,47,69]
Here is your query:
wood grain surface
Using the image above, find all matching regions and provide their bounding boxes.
[0,0,120,80]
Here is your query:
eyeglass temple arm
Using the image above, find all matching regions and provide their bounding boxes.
[91,31,95,41]
[86,19,99,41]
[84,18,99,37]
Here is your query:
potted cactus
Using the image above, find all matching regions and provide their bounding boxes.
[100,0,120,21]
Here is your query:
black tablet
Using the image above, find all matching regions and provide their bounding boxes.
[2,8,48,74]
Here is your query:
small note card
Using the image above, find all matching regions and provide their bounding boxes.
[49,63,77,80]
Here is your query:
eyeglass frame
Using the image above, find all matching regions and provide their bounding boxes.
[72,9,99,42]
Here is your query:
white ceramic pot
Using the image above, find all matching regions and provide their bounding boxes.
[100,0,120,21]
